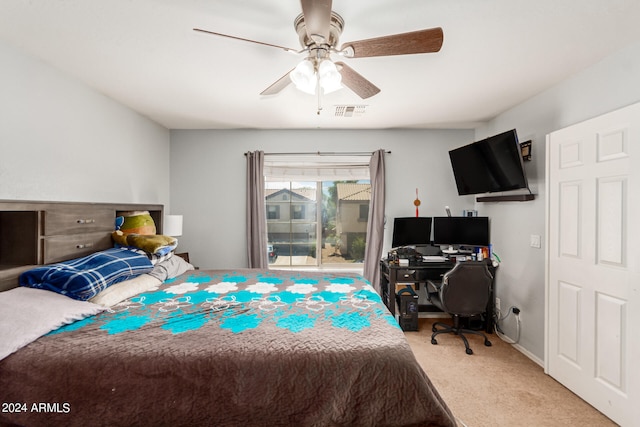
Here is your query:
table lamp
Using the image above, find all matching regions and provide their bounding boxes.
[164,214,183,237]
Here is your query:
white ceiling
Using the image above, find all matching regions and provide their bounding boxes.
[1,0,640,130]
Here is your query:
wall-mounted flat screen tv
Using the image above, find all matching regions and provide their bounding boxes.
[449,129,529,195]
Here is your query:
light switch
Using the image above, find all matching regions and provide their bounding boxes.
[530,234,541,248]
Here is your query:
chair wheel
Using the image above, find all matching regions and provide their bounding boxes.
[431,338,438,345]
[466,348,473,355]
[485,340,492,347]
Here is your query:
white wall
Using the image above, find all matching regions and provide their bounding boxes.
[476,39,640,363]
[169,129,475,270]
[0,40,170,205]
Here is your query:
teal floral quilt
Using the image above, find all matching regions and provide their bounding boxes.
[58,269,393,336]
[0,269,456,427]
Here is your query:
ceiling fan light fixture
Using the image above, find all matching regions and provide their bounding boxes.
[318,59,342,94]
[290,59,317,95]
[197,6,444,102]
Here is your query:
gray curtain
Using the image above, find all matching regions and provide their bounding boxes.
[363,149,386,293]
[246,151,268,268]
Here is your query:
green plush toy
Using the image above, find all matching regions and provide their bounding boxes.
[112,231,177,256]
[118,211,156,235]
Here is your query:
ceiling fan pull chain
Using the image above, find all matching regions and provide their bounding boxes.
[317,73,323,115]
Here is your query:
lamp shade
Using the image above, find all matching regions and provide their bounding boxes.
[289,59,317,95]
[318,60,342,94]
[164,215,183,237]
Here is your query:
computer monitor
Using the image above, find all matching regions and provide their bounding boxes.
[432,216,490,247]
[391,217,432,248]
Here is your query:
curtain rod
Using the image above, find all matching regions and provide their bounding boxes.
[245,150,391,156]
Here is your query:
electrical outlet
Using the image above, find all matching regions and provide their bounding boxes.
[530,234,541,248]
[495,297,501,312]
[513,307,521,320]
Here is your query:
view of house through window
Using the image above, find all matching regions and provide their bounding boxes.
[266,180,371,267]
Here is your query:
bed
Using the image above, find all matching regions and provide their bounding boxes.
[0,264,456,426]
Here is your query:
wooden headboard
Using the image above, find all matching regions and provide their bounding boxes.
[0,200,163,291]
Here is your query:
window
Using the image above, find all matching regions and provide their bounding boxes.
[265,180,370,267]
[264,155,371,268]
[359,204,369,221]
[267,205,280,220]
[265,182,317,265]
[291,204,305,220]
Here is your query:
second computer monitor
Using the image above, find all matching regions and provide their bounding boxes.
[432,216,490,247]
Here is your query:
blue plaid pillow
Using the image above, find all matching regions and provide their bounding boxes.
[19,248,153,301]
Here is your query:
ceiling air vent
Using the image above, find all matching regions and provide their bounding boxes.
[334,105,367,117]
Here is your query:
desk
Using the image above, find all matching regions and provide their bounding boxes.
[380,258,495,333]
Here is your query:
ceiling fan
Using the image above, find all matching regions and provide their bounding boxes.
[194,0,443,99]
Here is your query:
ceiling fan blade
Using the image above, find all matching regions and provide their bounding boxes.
[340,27,443,58]
[335,62,380,99]
[193,28,298,53]
[300,0,333,43]
[260,69,294,95]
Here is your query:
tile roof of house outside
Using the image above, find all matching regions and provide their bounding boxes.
[265,188,316,201]
[337,183,371,201]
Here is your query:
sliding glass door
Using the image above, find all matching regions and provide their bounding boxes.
[266,180,370,267]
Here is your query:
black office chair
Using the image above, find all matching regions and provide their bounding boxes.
[426,261,493,355]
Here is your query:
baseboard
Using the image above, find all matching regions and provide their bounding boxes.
[512,343,544,367]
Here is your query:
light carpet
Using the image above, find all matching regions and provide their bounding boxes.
[404,318,616,427]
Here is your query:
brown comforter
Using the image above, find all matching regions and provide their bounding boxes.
[0,269,455,427]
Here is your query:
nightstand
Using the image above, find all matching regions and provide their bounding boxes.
[175,252,190,263]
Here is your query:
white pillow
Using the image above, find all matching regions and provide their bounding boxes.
[147,254,195,282]
[89,274,162,307]
[0,287,105,361]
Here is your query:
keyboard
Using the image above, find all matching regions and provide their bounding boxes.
[422,256,448,262]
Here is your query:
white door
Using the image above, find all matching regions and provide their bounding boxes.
[546,102,640,426]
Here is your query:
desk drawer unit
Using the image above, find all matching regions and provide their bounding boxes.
[394,268,429,282]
